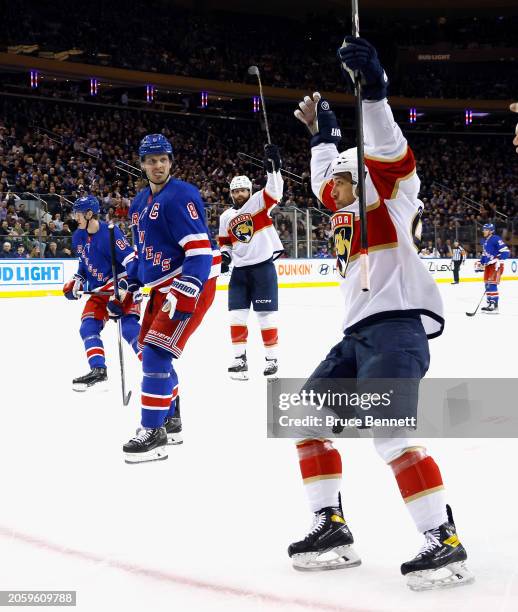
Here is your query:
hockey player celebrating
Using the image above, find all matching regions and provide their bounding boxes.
[287,38,473,590]
[63,195,142,391]
[476,223,510,313]
[218,145,284,379]
[124,134,220,463]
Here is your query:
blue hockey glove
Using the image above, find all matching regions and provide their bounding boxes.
[310,98,342,148]
[264,144,282,173]
[337,36,388,100]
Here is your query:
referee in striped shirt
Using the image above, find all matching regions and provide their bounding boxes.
[451,240,466,284]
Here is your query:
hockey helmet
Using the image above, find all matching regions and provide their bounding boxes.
[138,133,173,159]
[73,195,100,215]
[482,223,495,233]
[230,175,252,192]
[331,148,359,185]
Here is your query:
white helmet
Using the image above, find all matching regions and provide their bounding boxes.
[331,148,359,184]
[230,175,252,192]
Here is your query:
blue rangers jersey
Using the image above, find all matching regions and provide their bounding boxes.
[72,222,138,291]
[480,234,510,265]
[130,178,220,291]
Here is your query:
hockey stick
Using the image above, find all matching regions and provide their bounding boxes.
[236,152,303,184]
[108,224,132,406]
[78,290,113,296]
[248,66,272,145]
[465,289,486,317]
[350,0,370,292]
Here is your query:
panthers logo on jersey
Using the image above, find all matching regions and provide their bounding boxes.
[229,213,254,244]
[332,211,354,278]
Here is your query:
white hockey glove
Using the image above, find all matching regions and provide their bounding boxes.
[294,92,321,136]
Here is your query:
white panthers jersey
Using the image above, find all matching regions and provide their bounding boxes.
[311,99,444,338]
[218,171,284,267]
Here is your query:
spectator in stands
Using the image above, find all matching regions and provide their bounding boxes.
[0,240,13,258]
[14,244,28,259]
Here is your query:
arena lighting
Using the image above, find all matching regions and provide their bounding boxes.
[146,85,154,103]
[201,91,208,108]
[30,70,38,88]
[253,96,260,113]
[409,107,417,123]
[465,109,473,125]
[90,78,99,96]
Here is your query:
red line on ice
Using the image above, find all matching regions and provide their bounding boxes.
[0,526,368,612]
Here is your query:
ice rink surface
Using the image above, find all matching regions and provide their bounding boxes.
[1,280,517,612]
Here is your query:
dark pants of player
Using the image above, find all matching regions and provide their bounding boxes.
[452,260,461,283]
[80,293,141,369]
[137,277,217,428]
[302,315,430,425]
[229,259,278,312]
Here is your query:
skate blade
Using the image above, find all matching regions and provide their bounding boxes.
[72,381,109,393]
[124,446,168,464]
[292,545,361,572]
[167,432,183,445]
[229,372,249,381]
[407,562,475,591]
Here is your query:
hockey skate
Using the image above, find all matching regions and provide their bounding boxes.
[72,367,108,392]
[481,303,499,314]
[401,505,474,591]
[135,400,182,445]
[123,427,168,464]
[263,357,278,378]
[288,501,361,571]
[228,353,248,381]
[164,413,183,445]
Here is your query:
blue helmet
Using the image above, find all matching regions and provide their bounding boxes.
[138,134,173,159]
[482,223,495,233]
[73,195,100,215]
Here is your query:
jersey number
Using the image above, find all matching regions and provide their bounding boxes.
[187,202,199,220]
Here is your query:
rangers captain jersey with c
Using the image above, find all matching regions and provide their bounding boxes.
[312,99,444,338]
[130,178,220,289]
[218,171,284,267]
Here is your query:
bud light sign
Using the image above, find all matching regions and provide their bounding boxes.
[0,261,64,285]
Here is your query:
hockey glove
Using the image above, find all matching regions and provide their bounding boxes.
[264,144,282,173]
[221,251,232,274]
[294,92,321,135]
[162,277,201,321]
[310,98,342,148]
[63,274,84,300]
[337,36,388,101]
[107,278,142,319]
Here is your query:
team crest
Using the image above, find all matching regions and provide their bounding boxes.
[331,212,354,278]
[229,213,254,243]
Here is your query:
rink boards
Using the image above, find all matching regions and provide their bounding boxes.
[0,257,517,297]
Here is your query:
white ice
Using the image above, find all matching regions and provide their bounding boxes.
[1,280,517,612]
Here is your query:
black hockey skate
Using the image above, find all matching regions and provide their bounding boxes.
[288,499,361,571]
[263,357,278,377]
[72,367,107,392]
[228,353,248,381]
[123,427,168,464]
[481,303,499,314]
[164,398,183,445]
[401,505,474,591]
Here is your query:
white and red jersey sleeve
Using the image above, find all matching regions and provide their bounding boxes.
[310,143,340,212]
